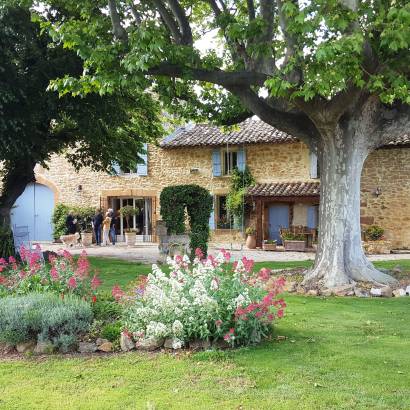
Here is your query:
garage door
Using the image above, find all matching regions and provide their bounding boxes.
[11,183,54,242]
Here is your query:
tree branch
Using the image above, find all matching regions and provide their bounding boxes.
[108,0,128,42]
[226,85,319,143]
[165,0,193,45]
[147,63,269,87]
[151,0,183,44]
[247,0,256,20]
[128,1,142,24]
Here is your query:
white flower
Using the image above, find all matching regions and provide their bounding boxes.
[172,320,184,336]
[146,321,169,339]
[172,338,183,349]
[210,277,219,291]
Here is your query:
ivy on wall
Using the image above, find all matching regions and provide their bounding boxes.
[226,167,255,219]
[160,185,213,258]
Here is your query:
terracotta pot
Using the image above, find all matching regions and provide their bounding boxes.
[246,235,256,249]
[81,232,93,247]
[124,232,136,246]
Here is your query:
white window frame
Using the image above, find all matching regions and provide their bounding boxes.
[221,147,238,176]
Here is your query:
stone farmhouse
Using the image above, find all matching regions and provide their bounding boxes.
[12,118,410,249]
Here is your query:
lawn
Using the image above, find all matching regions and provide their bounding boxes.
[1,257,409,409]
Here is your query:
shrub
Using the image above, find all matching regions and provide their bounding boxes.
[365,225,385,241]
[282,232,305,241]
[160,185,213,258]
[101,322,122,342]
[122,250,286,348]
[0,245,101,301]
[0,293,93,351]
[52,204,95,239]
[92,295,123,322]
[0,225,16,259]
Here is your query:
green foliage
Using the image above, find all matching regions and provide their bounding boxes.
[245,227,255,236]
[365,225,385,241]
[51,204,95,238]
[92,295,123,322]
[0,225,15,258]
[160,185,213,258]
[119,205,139,232]
[226,167,255,218]
[282,232,305,241]
[51,204,69,240]
[101,322,122,343]
[0,293,93,351]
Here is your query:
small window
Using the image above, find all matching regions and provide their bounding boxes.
[222,149,238,175]
[216,195,234,229]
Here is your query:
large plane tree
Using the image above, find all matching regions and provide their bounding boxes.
[32,0,409,288]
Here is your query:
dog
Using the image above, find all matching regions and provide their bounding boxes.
[60,232,82,248]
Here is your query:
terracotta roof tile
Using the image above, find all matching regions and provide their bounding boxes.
[160,118,296,147]
[247,181,320,197]
[161,118,409,148]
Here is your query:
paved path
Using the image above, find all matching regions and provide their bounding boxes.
[40,242,410,265]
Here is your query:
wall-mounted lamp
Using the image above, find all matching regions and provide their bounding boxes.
[190,168,199,174]
[77,185,83,192]
[373,187,382,197]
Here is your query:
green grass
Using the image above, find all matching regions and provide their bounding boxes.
[90,256,408,292]
[1,257,409,409]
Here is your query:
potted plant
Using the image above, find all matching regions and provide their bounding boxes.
[282,232,306,252]
[76,207,94,246]
[245,226,256,249]
[263,239,277,251]
[120,205,139,245]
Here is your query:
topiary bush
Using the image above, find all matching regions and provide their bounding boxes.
[0,292,93,352]
[160,185,213,258]
[0,225,15,259]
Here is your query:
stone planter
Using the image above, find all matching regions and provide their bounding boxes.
[284,240,306,252]
[124,232,136,246]
[363,240,392,255]
[81,232,93,247]
[246,235,256,249]
[262,241,277,251]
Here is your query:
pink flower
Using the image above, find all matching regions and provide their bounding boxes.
[0,258,7,265]
[255,311,264,318]
[267,314,274,321]
[241,256,254,273]
[0,275,6,285]
[67,276,77,289]
[0,266,3,273]
[258,268,271,281]
[19,270,27,279]
[219,248,231,262]
[112,285,125,301]
[277,309,284,318]
[175,255,183,264]
[48,254,56,264]
[8,256,16,264]
[62,250,73,261]
[223,333,231,341]
[215,319,222,327]
[92,295,97,303]
[50,267,59,281]
[195,248,204,260]
[91,275,102,290]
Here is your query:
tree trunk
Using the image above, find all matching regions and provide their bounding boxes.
[0,161,35,227]
[303,125,396,289]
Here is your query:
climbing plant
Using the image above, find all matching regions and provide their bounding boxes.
[226,167,255,220]
[160,185,213,258]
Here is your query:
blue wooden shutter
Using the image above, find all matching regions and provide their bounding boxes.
[237,147,246,171]
[137,143,148,176]
[209,196,215,230]
[309,151,318,179]
[212,149,222,177]
[307,205,318,228]
[111,162,121,175]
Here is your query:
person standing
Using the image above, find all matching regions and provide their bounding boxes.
[102,211,112,246]
[92,209,103,246]
[66,210,77,234]
[109,209,118,245]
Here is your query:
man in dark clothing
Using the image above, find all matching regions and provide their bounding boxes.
[92,209,103,246]
[66,210,77,234]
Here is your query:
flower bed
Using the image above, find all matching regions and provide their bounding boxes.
[0,246,101,301]
[121,249,286,350]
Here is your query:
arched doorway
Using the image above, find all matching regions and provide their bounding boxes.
[11,183,54,242]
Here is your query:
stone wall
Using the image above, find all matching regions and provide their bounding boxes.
[361,147,410,248]
[33,142,410,248]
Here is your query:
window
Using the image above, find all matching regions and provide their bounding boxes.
[309,151,320,179]
[222,149,238,175]
[216,195,233,229]
[111,143,148,176]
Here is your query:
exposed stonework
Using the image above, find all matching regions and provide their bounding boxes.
[30,142,410,249]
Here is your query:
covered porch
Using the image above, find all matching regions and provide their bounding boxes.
[248,182,320,249]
